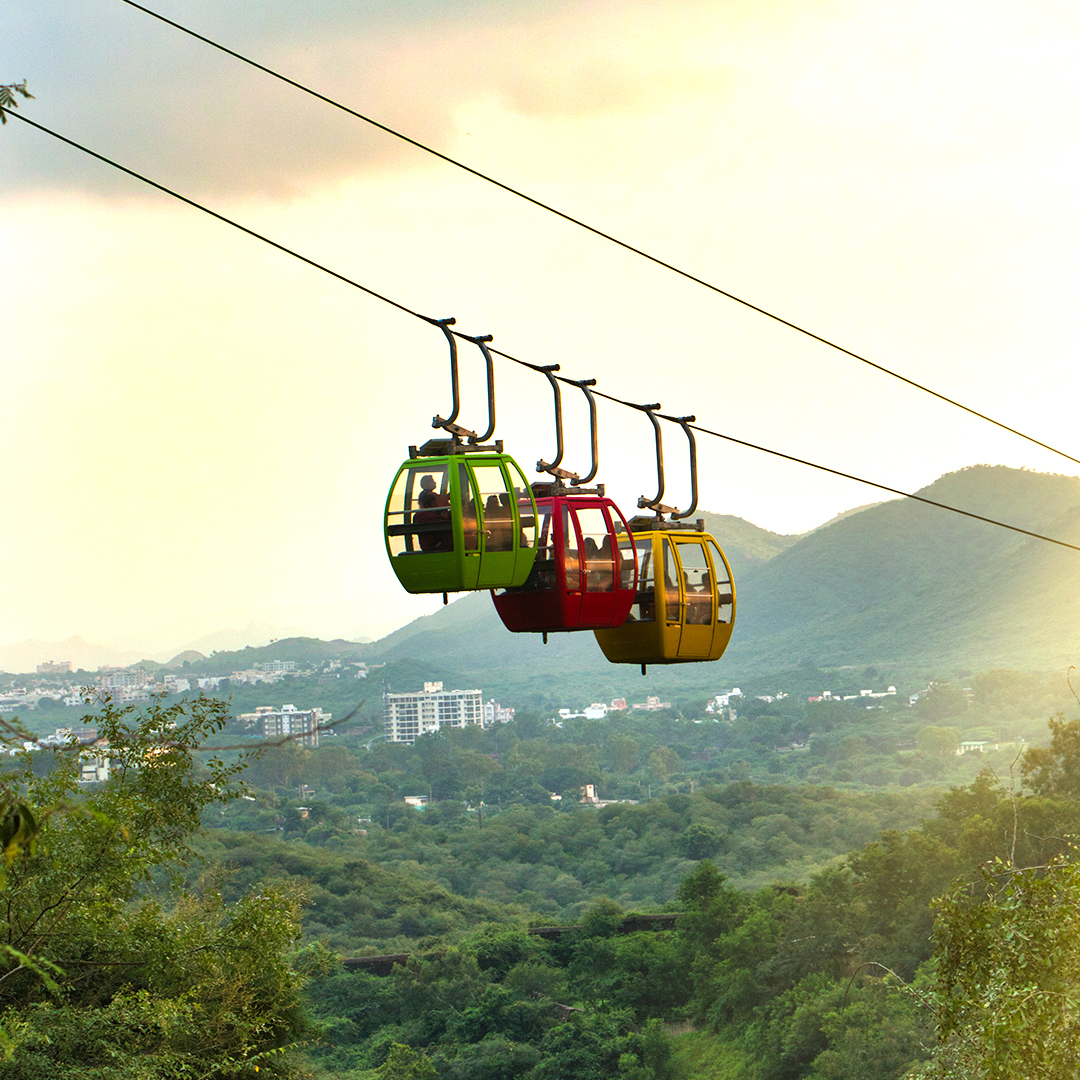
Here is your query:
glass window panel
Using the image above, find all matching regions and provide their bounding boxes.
[508,461,538,549]
[387,465,451,555]
[676,539,713,625]
[628,544,655,622]
[616,534,637,591]
[563,505,581,590]
[662,538,681,622]
[708,540,734,624]
[576,507,615,592]
[459,463,478,551]
[502,503,556,593]
[471,462,514,552]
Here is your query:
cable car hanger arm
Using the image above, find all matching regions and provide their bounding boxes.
[430,319,497,445]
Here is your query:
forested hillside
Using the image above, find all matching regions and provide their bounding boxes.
[4,463,1080,1076]
[272,700,1080,1080]
[729,465,1080,672]
[4,677,1080,1077]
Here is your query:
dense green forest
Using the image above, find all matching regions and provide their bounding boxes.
[3,667,1080,1078]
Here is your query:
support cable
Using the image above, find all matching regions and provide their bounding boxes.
[9,108,1080,555]
[113,0,1080,468]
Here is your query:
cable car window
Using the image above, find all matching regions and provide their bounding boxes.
[707,539,734,623]
[662,538,681,622]
[387,465,451,556]
[533,503,557,589]
[458,463,479,551]
[576,507,615,593]
[508,462,538,550]
[628,546,655,622]
[675,540,713,625]
[507,502,555,592]
[471,462,514,552]
[616,534,637,591]
[563,505,581,591]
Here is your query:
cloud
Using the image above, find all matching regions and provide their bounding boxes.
[3,0,729,199]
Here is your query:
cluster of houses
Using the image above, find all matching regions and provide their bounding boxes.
[807,686,898,703]
[0,658,372,714]
[554,696,673,723]
[3,726,112,783]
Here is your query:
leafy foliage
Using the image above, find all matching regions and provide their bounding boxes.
[0,696,317,1076]
[915,853,1080,1080]
[0,81,33,123]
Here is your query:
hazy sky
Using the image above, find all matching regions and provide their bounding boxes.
[2,0,1078,651]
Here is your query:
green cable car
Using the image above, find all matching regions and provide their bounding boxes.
[383,319,538,597]
[385,442,538,594]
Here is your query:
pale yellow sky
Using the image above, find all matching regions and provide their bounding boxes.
[2,0,1078,652]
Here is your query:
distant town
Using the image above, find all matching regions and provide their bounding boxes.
[5,658,1001,776]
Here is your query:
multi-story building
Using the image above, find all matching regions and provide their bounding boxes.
[383,682,484,744]
[261,661,297,675]
[36,661,72,674]
[39,728,111,782]
[482,699,515,726]
[237,704,326,748]
[99,671,148,691]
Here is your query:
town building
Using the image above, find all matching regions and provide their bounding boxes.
[383,682,484,744]
[36,660,72,674]
[261,660,297,675]
[237,704,326,748]
[631,695,672,712]
[483,699,515,726]
[98,671,143,689]
[37,727,111,782]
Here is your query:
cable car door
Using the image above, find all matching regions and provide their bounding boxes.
[557,504,584,627]
[673,537,712,660]
[659,536,684,658]
[573,504,617,627]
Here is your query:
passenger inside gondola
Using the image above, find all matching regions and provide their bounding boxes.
[414,475,452,551]
[485,494,514,551]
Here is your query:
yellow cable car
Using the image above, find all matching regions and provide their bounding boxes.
[593,406,736,673]
[593,523,735,671]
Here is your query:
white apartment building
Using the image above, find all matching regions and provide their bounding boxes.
[262,661,297,675]
[99,671,148,690]
[383,682,484,744]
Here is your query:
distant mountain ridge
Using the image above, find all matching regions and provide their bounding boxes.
[727,465,1080,671]
[6,467,1077,680]
[345,465,1080,685]
[0,636,145,674]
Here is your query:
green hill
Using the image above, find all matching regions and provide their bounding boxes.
[726,465,1080,671]
[198,465,1080,685]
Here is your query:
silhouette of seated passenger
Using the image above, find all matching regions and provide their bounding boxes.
[686,572,713,625]
[414,475,452,551]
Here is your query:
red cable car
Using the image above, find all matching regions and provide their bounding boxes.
[492,482,638,635]
[491,371,639,638]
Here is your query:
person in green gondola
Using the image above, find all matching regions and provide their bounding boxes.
[415,474,452,551]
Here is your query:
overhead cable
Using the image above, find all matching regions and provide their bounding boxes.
[9,109,1080,556]
[115,0,1080,469]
